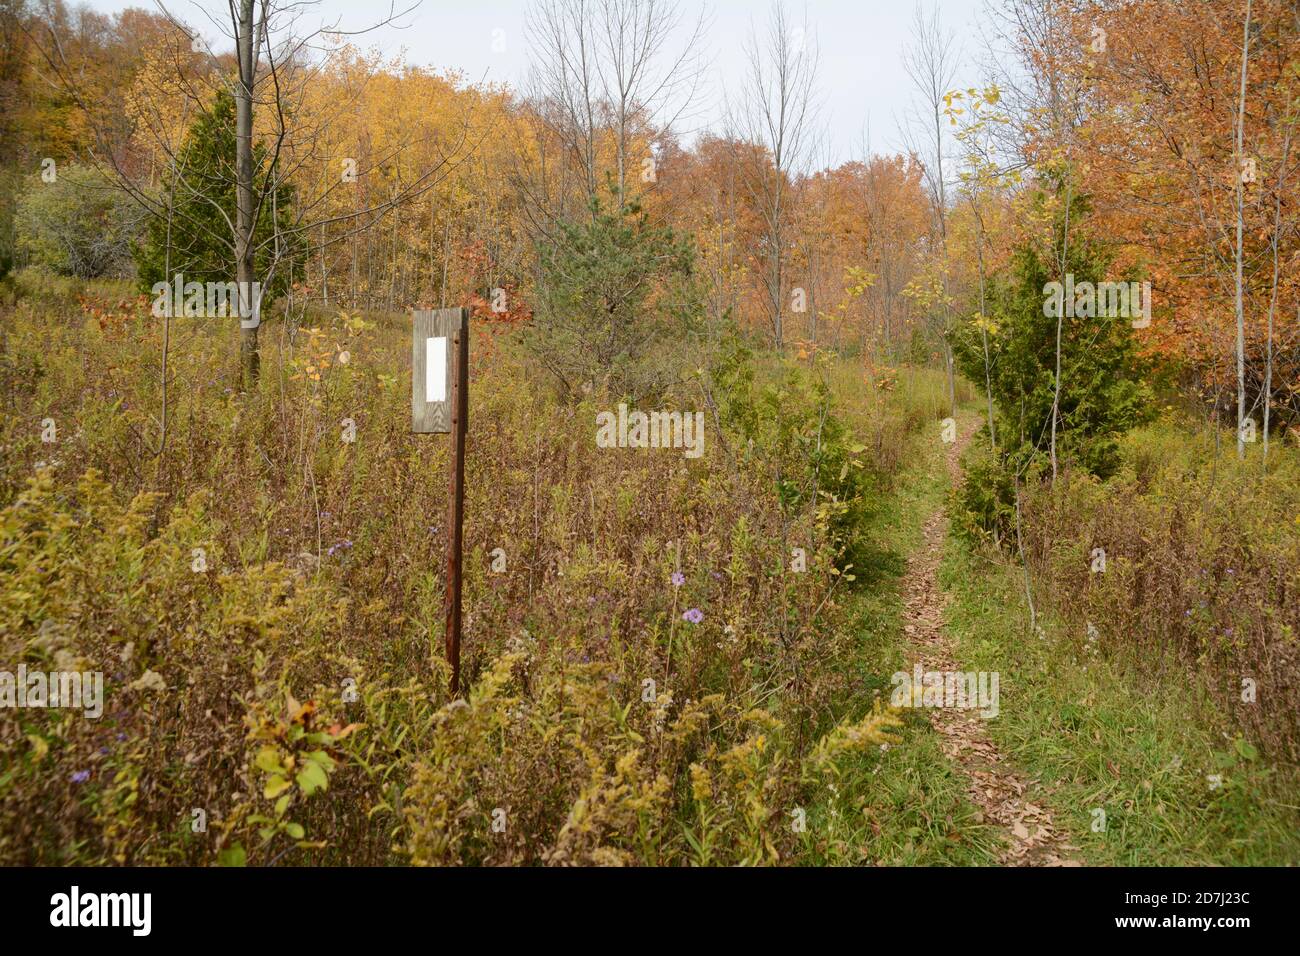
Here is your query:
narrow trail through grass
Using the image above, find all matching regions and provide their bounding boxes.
[792,379,999,865]
[829,393,1292,866]
[929,414,1300,866]
[900,414,1081,866]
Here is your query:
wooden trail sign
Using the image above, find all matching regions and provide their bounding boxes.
[412,307,469,694]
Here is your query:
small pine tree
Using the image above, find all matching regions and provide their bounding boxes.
[134,89,298,297]
[527,192,703,403]
[951,182,1153,541]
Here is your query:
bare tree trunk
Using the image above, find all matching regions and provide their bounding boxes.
[903,3,959,416]
[728,5,819,352]
[1263,121,1290,471]
[1050,179,1071,484]
[155,121,181,460]
[527,0,704,225]
[1234,0,1253,459]
[1013,474,1036,634]
[974,205,996,452]
[441,217,451,309]
[235,0,259,387]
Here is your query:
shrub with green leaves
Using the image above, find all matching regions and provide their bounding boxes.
[14,163,144,278]
[709,333,878,577]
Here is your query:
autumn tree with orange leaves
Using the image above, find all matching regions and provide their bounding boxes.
[1021,0,1300,451]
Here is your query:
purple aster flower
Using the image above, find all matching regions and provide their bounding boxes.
[682,608,703,624]
[671,572,685,587]
[70,770,90,784]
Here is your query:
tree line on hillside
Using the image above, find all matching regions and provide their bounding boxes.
[0,0,1295,466]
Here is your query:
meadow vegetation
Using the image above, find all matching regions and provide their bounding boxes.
[0,269,946,865]
[1,0,1298,869]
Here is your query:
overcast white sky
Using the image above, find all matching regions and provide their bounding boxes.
[81,0,988,163]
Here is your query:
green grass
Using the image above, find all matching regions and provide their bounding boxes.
[941,531,1300,866]
[792,385,1000,865]
[807,378,1300,866]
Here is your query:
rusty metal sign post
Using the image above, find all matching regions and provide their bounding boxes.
[412,307,469,695]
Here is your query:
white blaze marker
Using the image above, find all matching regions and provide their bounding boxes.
[426,336,448,402]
